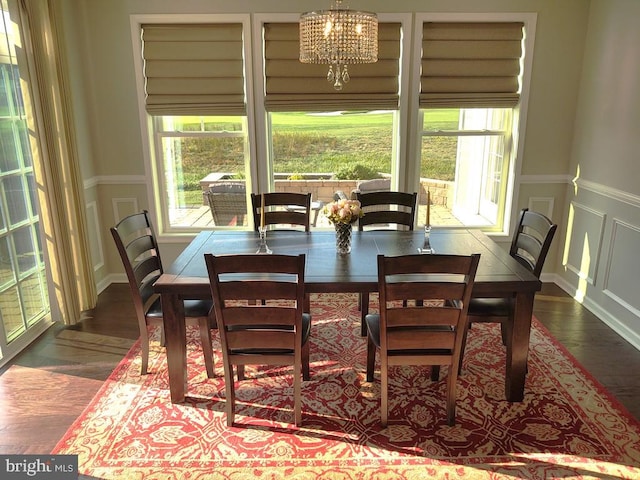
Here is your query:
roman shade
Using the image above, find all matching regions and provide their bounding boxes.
[141,24,246,116]
[420,22,524,108]
[264,22,401,112]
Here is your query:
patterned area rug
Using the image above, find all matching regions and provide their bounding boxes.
[52,294,640,479]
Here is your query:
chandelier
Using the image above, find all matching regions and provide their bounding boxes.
[299,0,378,91]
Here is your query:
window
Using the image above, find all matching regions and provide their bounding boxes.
[419,108,512,229]
[154,116,250,229]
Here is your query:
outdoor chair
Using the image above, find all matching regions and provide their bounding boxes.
[204,253,311,427]
[459,208,557,372]
[365,253,480,427]
[204,181,247,227]
[350,177,391,199]
[110,210,216,377]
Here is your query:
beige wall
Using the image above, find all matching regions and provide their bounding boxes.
[56,0,640,348]
[556,0,640,349]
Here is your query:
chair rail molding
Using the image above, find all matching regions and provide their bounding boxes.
[84,175,148,189]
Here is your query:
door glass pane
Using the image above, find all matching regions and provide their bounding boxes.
[0,236,14,286]
[4,175,28,224]
[21,271,48,326]
[0,285,23,341]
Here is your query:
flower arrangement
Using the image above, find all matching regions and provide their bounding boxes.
[323,198,363,225]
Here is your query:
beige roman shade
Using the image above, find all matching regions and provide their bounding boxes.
[264,22,401,112]
[420,22,524,108]
[141,24,246,115]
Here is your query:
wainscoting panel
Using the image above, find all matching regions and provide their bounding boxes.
[528,196,555,221]
[86,201,104,272]
[562,201,606,286]
[602,219,640,316]
[112,198,140,224]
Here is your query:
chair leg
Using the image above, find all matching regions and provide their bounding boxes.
[430,365,440,381]
[446,368,457,426]
[458,321,471,375]
[366,336,376,382]
[380,359,388,428]
[224,363,236,427]
[140,343,150,375]
[294,363,302,426]
[198,318,215,378]
[360,292,370,337]
[302,341,310,381]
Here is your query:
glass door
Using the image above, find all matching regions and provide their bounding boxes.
[0,1,52,365]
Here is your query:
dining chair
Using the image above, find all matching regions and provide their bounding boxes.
[110,210,215,377]
[355,190,418,336]
[250,192,312,232]
[204,253,311,426]
[459,208,557,372]
[365,253,480,427]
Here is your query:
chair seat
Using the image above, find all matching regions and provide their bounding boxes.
[146,298,214,319]
[468,298,511,318]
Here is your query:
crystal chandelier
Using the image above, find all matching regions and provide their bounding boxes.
[299,0,378,91]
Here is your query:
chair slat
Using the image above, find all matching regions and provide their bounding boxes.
[218,281,298,301]
[223,307,297,326]
[226,329,295,351]
[387,329,455,351]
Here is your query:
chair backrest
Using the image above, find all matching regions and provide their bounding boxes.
[355,191,417,231]
[377,253,480,364]
[110,210,162,322]
[205,253,306,365]
[509,208,557,278]
[251,192,312,232]
[205,181,247,226]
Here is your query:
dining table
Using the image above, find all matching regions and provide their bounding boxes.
[154,229,541,404]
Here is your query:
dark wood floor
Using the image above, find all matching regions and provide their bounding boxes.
[1,282,639,456]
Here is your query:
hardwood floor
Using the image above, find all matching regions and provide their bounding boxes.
[0,282,639,456]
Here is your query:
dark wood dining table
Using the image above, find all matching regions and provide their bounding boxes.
[154,229,541,404]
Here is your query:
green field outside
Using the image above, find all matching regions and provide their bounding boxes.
[179,110,459,204]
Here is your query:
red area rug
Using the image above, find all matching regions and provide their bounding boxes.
[52,294,640,479]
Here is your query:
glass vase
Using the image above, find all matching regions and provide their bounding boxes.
[335,222,352,255]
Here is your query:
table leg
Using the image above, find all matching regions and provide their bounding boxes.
[505,291,535,401]
[161,293,188,403]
